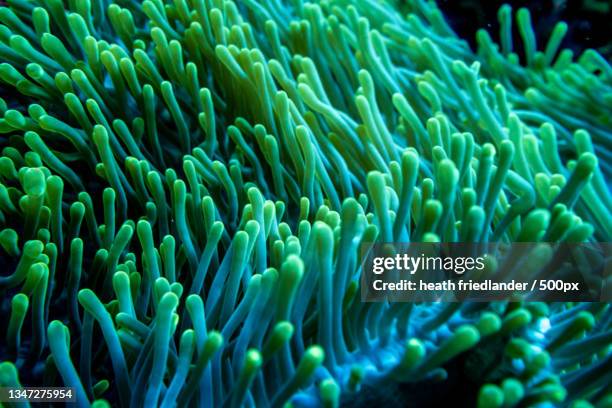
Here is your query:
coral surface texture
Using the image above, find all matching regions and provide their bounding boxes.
[0,0,610,407]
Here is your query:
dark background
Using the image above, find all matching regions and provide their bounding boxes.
[437,0,611,60]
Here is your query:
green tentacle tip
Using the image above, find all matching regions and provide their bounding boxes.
[0,228,19,256]
[476,312,502,337]
[297,345,325,380]
[477,384,504,408]
[501,308,533,333]
[400,338,426,371]
[23,167,46,196]
[319,378,340,408]
[0,361,20,386]
[501,378,524,406]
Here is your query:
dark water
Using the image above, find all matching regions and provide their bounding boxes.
[437,0,611,60]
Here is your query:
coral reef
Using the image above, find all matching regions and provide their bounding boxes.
[0,0,610,407]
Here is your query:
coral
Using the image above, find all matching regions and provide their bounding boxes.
[0,0,610,407]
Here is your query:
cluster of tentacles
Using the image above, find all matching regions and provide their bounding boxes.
[0,0,610,407]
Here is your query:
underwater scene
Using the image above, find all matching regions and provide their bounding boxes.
[0,0,610,406]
